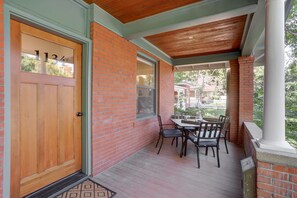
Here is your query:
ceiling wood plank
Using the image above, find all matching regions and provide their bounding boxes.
[85,0,201,23]
[145,16,247,58]
[124,0,257,40]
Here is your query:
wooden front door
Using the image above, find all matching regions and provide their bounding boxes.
[10,20,82,197]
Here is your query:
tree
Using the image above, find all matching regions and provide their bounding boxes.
[253,66,264,128]
[286,0,297,62]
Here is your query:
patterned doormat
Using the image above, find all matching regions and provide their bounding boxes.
[55,179,116,198]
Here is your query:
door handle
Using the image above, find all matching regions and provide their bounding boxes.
[76,112,84,117]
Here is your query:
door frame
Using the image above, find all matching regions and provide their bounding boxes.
[3,5,92,198]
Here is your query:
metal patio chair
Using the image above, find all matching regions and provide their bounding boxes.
[187,121,223,168]
[156,115,183,154]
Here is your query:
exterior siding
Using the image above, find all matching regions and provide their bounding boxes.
[90,22,174,175]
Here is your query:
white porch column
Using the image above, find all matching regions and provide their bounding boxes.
[257,0,296,153]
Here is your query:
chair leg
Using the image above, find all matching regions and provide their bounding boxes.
[184,139,188,156]
[196,146,200,168]
[211,147,215,157]
[216,147,220,168]
[205,147,208,156]
[155,135,161,148]
[176,137,178,147]
[157,137,164,154]
[180,141,184,158]
[171,137,175,146]
[224,137,229,154]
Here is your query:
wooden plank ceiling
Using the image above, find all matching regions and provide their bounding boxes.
[84,0,247,61]
[84,0,201,23]
[145,15,247,59]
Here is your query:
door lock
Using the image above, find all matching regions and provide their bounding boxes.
[76,112,84,117]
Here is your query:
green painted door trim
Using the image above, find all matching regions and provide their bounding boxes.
[3,4,93,197]
[4,0,90,38]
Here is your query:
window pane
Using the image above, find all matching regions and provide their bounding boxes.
[137,87,155,117]
[136,56,157,118]
[21,33,74,78]
[137,58,155,88]
[21,52,42,73]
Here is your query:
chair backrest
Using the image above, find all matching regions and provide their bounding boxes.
[157,115,163,131]
[218,115,227,122]
[197,121,224,142]
[218,115,230,133]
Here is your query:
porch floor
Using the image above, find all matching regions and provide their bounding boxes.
[93,139,246,198]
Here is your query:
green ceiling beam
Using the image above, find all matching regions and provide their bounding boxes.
[172,51,241,66]
[124,0,257,40]
[242,0,294,57]
[241,0,265,56]
[131,38,173,65]
[90,3,125,36]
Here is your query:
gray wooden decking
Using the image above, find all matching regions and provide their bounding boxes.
[93,139,245,198]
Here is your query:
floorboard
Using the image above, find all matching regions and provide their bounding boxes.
[93,139,245,198]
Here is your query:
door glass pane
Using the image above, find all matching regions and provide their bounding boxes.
[21,33,74,78]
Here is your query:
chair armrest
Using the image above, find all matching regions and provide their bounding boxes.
[203,117,218,122]
[162,124,175,129]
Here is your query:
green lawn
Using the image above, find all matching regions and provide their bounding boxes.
[286,118,297,148]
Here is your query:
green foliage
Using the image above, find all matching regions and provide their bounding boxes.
[174,106,225,118]
[253,66,264,128]
[174,69,227,89]
[285,0,297,61]
[21,55,40,73]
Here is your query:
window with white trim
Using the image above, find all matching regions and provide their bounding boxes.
[136,56,157,119]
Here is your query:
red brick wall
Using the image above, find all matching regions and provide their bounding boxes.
[238,56,254,145]
[0,0,4,195]
[257,161,297,198]
[244,123,297,198]
[90,22,174,175]
[228,60,239,143]
[159,62,174,124]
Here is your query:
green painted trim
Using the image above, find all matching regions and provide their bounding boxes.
[133,39,172,65]
[124,0,257,39]
[3,5,11,198]
[89,4,173,66]
[5,0,90,38]
[137,51,158,63]
[241,0,265,56]
[81,42,92,175]
[90,3,125,36]
[6,4,91,43]
[245,0,293,58]
[173,51,241,66]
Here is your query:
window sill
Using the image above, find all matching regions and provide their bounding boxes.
[136,114,156,121]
